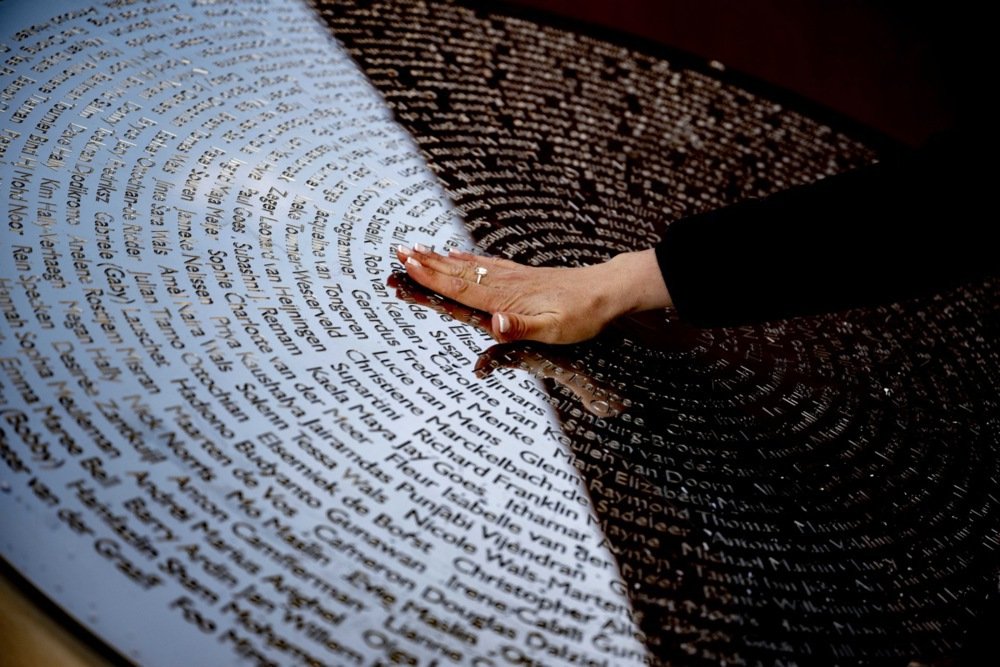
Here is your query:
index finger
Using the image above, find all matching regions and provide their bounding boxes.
[396,244,487,284]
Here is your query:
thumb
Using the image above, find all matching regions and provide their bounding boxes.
[492,312,550,343]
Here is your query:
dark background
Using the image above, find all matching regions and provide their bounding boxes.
[510,0,963,147]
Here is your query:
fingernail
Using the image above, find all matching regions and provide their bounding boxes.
[413,242,431,253]
[397,244,412,256]
[406,257,423,269]
[497,313,509,334]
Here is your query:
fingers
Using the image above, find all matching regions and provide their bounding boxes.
[397,244,482,283]
[402,251,497,312]
[395,242,590,344]
[397,244,518,276]
[397,242,515,311]
[447,248,520,271]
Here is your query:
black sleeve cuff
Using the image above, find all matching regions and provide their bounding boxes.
[655,133,994,327]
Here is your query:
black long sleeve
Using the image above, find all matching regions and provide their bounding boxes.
[655,132,997,327]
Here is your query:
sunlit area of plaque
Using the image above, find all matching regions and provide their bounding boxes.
[0,1,647,665]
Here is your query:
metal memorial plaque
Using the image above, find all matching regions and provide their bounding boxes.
[2,1,998,666]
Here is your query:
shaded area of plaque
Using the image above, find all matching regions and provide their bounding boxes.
[321,1,1000,664]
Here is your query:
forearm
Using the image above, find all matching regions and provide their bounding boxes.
[657,132,994,327]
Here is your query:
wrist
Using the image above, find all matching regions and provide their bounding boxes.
[605,249,673,316]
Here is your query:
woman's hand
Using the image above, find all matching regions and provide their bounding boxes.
[395,244,672,344]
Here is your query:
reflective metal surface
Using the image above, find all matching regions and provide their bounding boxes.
[326,2,1000,663]
[2,1,998,665]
